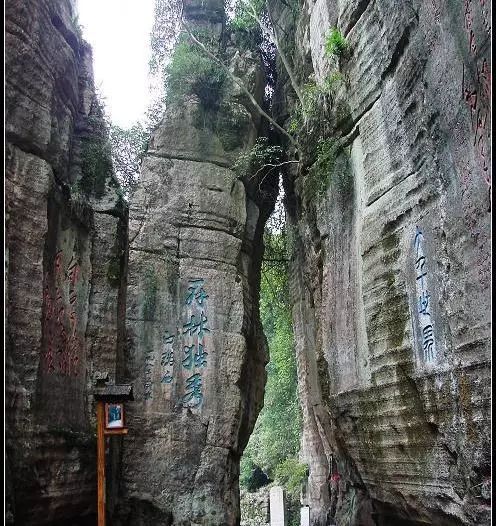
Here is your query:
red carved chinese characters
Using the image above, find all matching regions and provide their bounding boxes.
[460,1,491,187]
[42,251,81,376]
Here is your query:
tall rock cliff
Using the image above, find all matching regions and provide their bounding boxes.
[115,0,277,523]
[5,0,491,525]
[271,0,491,524]
[5,1,128,524]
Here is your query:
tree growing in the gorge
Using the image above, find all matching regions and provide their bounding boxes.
[109,122,149,198]
[149,0,299,143]
[179,0,350,183]
[146,0,351,199]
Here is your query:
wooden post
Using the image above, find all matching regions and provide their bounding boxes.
[97,400,106,526]
[94,383,132,526]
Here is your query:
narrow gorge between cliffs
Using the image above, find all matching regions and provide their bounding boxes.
[5,0,491,525]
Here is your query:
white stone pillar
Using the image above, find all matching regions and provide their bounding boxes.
[300,505,310,526]
[269,486,286,526]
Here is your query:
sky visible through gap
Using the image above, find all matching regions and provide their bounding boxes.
[77,0,155,128]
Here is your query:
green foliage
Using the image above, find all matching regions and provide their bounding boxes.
[142,269,159,320]
[227,22,263,52]
[323,71,345,92]
[306,138,339,199]
[241,229,301,486]
[165,36,226,109]
[215,103,250,151]
[109,122,149,198]
[274,458,308,497]
[287,82,325,132]
[314,138,339,178]
[287,75,343,137]
[240,457,256,490]
[76,91,130,202]
[306,139,353,201]
[240,457,271,492]
[80,138,113,198]
[232,137,283,180]
[229,0,265,31]
[288,116,299,135]
[324,27,348,57]
[301,82,320,116]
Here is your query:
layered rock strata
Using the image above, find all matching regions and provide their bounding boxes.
[273,0,491,524]
[5,0,492,525]
[5,1,128,524]
[116,1,276,523]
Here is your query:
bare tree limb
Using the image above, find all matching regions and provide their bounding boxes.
[249,160,299,181]
[242,1,305,110]
[180,18,298,147]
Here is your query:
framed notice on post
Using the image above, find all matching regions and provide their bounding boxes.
[105,402,125,429]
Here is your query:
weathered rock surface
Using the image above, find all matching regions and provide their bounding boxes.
[5,0,492,524]
[5,1,128,524]
[273,0,491,524]
[115,2,275,524]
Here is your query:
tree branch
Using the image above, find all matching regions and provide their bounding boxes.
[180,18,297,147]
[242,1,304,110]
[249,160,299,180]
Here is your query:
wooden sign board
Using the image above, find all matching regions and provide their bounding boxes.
[94,383,133,525]
[104,402,128,435]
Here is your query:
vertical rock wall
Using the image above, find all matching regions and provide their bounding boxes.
[117,1,276,524]
[274,0,491,524]
[5,0,491,525]
[5,1,128,524]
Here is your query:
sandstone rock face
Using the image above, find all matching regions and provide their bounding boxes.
[5,1,128,524]
[274,0,491,524]
[6,0,491,524]
[116,3,275,524]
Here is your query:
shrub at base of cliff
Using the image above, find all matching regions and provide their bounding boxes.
[274,458,308,498]
[240,457,271,492]
[274,457,308,526]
